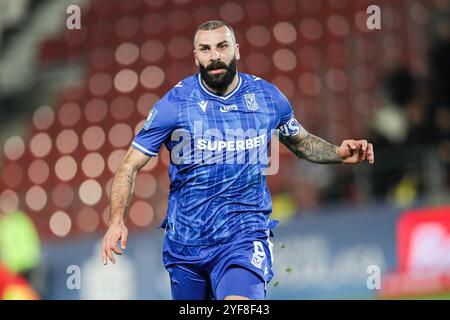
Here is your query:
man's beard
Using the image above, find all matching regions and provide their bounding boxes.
[199,57,237,95]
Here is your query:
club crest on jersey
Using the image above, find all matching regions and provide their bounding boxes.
[244,93,259,111]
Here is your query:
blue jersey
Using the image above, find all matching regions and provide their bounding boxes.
[132,73,295,245]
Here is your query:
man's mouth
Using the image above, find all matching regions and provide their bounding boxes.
[209,68,226,75]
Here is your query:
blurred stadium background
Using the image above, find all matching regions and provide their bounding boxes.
[0,0,449,299]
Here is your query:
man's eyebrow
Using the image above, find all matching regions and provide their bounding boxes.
[216,40,230,46]
[198,40,230,48]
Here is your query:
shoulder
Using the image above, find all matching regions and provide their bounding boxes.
[240,73,280,94]
[158,74,197,107]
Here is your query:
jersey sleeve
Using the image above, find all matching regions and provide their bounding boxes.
[131,98,178,156]
[272,85,294,128]
[271,85,304,137]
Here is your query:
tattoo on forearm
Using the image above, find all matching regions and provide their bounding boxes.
[280,133,340,164]
[109,167,136,224]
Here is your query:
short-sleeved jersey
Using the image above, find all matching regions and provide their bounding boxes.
[132,73,296,245]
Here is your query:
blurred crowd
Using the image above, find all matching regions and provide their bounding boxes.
[368,0,450,206]
[271,0,450,222]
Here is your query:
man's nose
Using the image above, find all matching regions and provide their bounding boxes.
[210,49,220,61]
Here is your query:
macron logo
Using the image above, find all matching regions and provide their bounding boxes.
[198,100,208,112]
[220,104,238,113]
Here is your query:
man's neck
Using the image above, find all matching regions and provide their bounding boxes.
[202,73,239,96]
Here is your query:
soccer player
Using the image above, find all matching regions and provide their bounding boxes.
[101,20,374,300]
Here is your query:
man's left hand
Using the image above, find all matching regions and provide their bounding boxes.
[337,140,374,164]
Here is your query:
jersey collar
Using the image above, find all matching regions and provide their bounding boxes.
[197,73,242,100]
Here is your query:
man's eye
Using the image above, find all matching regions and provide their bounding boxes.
[201,48,209,52]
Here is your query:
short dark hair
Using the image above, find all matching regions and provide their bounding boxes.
[194,20,236,45]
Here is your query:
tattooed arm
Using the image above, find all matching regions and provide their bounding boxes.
[102,146,152,265]
[278,116,374,165]
[279,125,340,164]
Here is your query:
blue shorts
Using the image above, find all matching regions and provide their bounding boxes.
[162,230,274,300]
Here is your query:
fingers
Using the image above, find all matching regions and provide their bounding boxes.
[121,229,128,250]
[101,233,122,265]
[101,241,107,265]
[359,140,368,151]
[355,140,367,161]
[107,246,116,264]
[104,236,115,264]
[341,139,374,164]
[107,236,118,263]
[367,143,375,164]
[344,140,357,150]
[103,242,115,265]
[111,244,122,255]
[355,140,374,164]
[340,140,357,159]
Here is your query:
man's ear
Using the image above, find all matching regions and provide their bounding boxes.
[235,43,240,61]
[193,49,199,66]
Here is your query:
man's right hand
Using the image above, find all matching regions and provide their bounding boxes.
[101,146,151,265]
[101,220,128,265]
